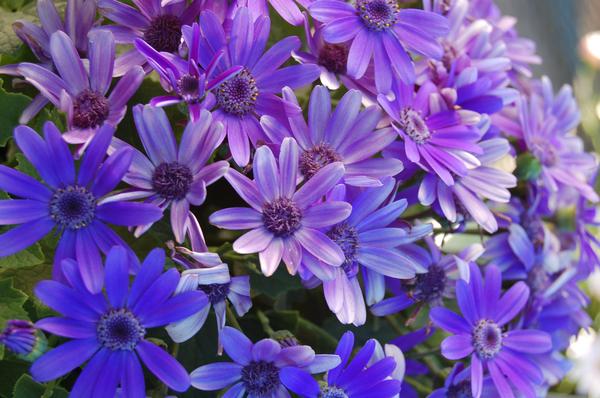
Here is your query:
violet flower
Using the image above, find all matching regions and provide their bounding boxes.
[0,320,46,361]
[210,137,350,276]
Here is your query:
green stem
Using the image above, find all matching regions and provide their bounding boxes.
[226,303,243,331]
[257,310,275,336]
[404,376,432,395]
[385,315,405,335]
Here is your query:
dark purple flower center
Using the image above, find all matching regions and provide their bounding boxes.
[327,222,360,277]
[318,44,349,74]
[357,0,399,31]
[198,283,230,304]
[177,74,201,103]
[72,89,110,130]
[97,309,145,351]
[472,319,503,359]
[446,380,472,398]
[50,185,96,230]
[152,161,194,200]
[262,197,302,237]
[399,108,431,144]
[144,14,182,53]
[404,264,447,304]
[300,143,342,180]
[320,386,348,398]
[241,360,280,396]
[215,68,258,116]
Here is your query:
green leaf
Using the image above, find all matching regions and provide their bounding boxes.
[515,152,542,181]
[13,374,69,398]
[0,78,32,147]
[0,242,45,270]
[0,278,29,329]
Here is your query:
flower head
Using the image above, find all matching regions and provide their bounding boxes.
[17,30,144,147]
[430,263,553,398]
[0,122,162,293]
[0,320,46,361]
[210,137,351,276]
[309,0,449,92]
[31,246,207,396]
[110,105,228,242]
[190,326,341,397]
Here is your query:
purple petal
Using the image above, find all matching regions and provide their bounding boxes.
[279,137,299,198]
[221,326,253,365]
[31,338,99,382]
[293,162,344,208]
[13,125,60,188]
[96,202,162,227]
[494,281,529,326]
[122,354,146,398]
[233,227,273,254]
[136,340,191,392]
[0,199,49,225]
[133,105,177,165]
[503,330,552,354]
[440,334,473,360]
[108,66,145,110]
[209,207,263,229]
[88,30,115,95]
[35,317,96,339]
[254,145,280,201]
[0,165,52,201]
[429,307,470,334]
[258,238,284,276]
[104,246,129,307]
[224,169,265,211]
[0,217,54,257]
[321,16,361,43]
[190,362,243,390]
[295,227,344,266]
[347,29,374,79]
[76,228,104,294]
[280,367,320,397]
[78,124,116,187]
[302,201,352,228]
[50,31,88,94]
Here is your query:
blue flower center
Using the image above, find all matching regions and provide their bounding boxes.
[144,14,182,53]
[241,360,280,396]
[446,380,472,398]
[72,89,110,129]
[215,68,259,116]
[177,74,201,103]
[300,144,342,180]
[327,222,359,277]
[198,283,230,304]
[357,0,399,31]
[262,197,302,237]
[399,108,431,144]
[152,161,193,200]
[320,386,348,398]
[97,309,145,351]
[318,44,349,74]
[405,264,447,304]
[472,319,503,359]
[49,185,96,230]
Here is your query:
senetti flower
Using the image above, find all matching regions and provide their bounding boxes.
[190,326,341,397]
[0,0,97,124]
[308,0,449,92]
[517,77,599,203]
[17,30,144,147]
[197,8,320,166]
[135,22,242,121]
[97,0,202,75]
[430,263,553,398]
[31,246,207,396]
[210,137,350,276]
[0,320,46,361]
[0,123,162,293]
[110,105,228,242]
[261,86,403,186]
[379,80,484,186]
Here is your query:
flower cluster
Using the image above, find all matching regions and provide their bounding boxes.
[0,0,597,396]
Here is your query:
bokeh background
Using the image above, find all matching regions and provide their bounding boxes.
[496,1,600,397]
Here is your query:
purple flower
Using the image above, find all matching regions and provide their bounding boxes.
[134,22,242,121]
[262,85,403,187]
[305,179,431,326]
[210,137,351,276]
[17,30,144,147]
[314,331,402,398]
[237,0,306,25]
[190,326,341,397]
[0,0,98,124]
[97,0,203,75]
[308,0,448,92]
[0,122,162,293]
[389,328,433,398]
[31,246,207,396]
[430,263,553,398]
[109,105,228,243]
[197,7,320,166]
[378,81,484,186]
[517,77,599,203]
[430,363,498,398]
[0,320,46,360]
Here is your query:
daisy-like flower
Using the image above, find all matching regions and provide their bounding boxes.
[165,215,251,348]
[31,246,207,396]
[0,0,97,124]
[134,22,242,121]
[190,326,341,397]
[197,8,320,166]
[0,123,162,293]
[430,263,553,398]
[262,85,403,187]
[97,0,202,75]
[17,30,144,147]
[306,179,431,326]
[210,137,350,276]
[517,77,599,203]
[109,105,228,243]
[379,81,484,186]
[308,0,449,92]
[0,320,46,361]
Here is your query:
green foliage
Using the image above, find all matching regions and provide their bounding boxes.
[515,152,542,181]
[0,278,28,329]
[13,375,69,398]
[0,79,32,147]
